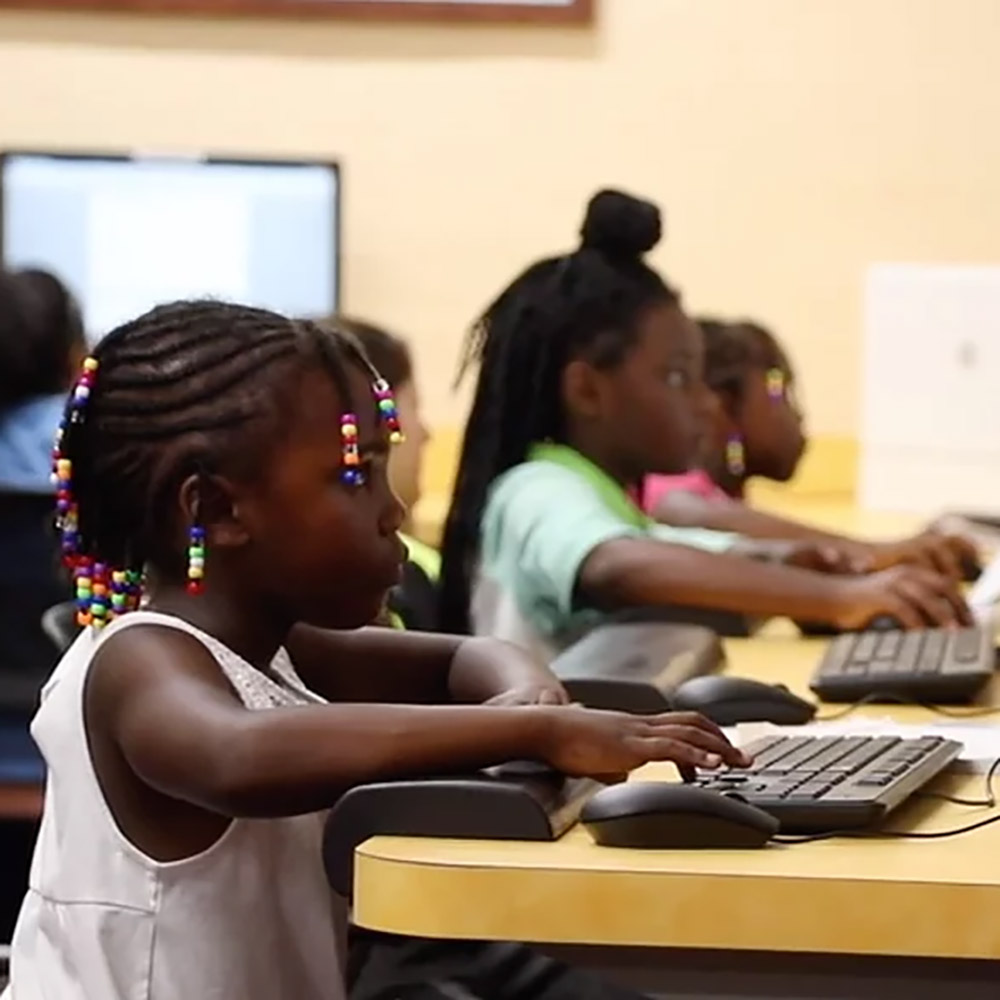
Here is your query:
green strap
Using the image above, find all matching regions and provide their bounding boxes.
[527,443,652,530]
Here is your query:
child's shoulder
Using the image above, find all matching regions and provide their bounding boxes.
[89,614,231,690]
[486,457,593,519]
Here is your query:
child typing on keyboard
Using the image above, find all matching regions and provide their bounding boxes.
[642,318,978,580]
[437,190,970,648]
[3,301,747,1000]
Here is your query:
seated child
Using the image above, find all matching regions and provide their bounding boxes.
[331,316,438,630]
[0,268,84,691]
[643,318,977,578]
[437,190,969,652]
[3,301,745,1000]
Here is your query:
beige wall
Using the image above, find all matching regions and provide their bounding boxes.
[2,0,1000,439]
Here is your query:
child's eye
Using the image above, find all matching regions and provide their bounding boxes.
[666,370,691,389]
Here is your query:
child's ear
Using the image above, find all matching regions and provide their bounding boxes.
[178,473,250,549]
[561,359,606,420]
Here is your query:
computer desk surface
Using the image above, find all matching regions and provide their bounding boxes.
[353,636,1000,971]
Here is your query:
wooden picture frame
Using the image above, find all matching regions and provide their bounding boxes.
[0,0,594,23]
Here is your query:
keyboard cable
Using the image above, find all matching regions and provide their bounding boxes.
[816,692,1000,722]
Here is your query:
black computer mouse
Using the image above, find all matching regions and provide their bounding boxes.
[961,552,983,583]
[581,782,778,849]
[866,615,904,632]
[670,675,817,726]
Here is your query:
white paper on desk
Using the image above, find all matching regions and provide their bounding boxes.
[726,719,1000,774]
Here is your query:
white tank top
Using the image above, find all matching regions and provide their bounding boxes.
[3,610,347,1000]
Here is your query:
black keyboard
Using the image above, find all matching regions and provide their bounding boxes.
[810,626,994,703]
[693,734,961,832]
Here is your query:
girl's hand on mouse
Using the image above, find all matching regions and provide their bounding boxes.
[828,565,972,631]
[538,707,752,781]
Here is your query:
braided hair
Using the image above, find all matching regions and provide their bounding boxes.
[332,316,413,389]
[55,300,380,617]
[0,268,85,409]
[700,317,784,403]
[438,189,680,634]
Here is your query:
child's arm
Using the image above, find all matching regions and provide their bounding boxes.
[287,626,568,706]
[86,625,747,818]
[655,492,974,579]
[578,538,971,631]
[656,491,864,547]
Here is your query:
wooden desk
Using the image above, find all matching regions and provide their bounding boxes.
[354,635,1000,998]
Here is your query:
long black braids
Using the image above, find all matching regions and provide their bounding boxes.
[437,189,680,634]
[55,300,381,620]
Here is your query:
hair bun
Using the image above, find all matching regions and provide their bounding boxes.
[579,189,662,260]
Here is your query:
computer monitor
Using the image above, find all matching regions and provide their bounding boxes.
[0,151,340,341]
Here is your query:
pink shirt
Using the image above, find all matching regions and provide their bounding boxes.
[642,469,728,515]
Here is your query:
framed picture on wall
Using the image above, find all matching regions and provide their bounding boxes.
[0,0,594,22]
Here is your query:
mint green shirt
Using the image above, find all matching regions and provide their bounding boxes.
[477,444,738,645]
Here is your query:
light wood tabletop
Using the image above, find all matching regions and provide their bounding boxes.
[354,634,1000,961]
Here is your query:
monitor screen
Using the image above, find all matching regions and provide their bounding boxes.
[0,152,340,341]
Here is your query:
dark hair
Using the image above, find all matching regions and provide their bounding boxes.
[0,268,85,408]
[59,300,375,579]
[699,317,784,401]
[438,189,679,634]
[332,317,412,389]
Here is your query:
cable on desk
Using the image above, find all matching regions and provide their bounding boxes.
[815,692,1000,722]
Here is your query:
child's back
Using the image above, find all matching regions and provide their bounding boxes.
[11,610,343,999]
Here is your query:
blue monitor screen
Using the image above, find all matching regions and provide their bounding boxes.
[1,153,339,342]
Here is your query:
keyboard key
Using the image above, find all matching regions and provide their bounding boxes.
[853,633,877,663]
[880,633,915,675]
[952,628,983,663]
[825,737,900,772]
[916,631,947,674]
[855,774,893,786]
[874,631,902,660]
[819,641,851,676]
[741,736,812,771]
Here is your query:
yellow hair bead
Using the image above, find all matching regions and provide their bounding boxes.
[766,367,785,401]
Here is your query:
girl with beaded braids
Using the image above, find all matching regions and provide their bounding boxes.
[4,299,748,1000]
[438,190,970,651]
[641,317,979,580]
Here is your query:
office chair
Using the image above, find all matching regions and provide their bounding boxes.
[40,601,80,655]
